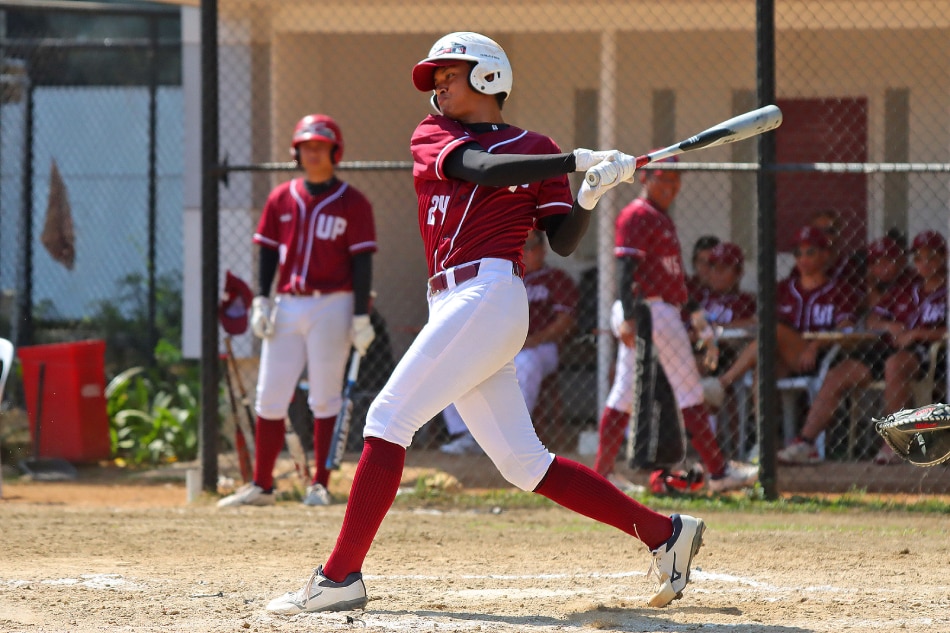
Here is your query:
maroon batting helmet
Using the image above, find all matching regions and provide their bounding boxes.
[291,114,344,164]
[219,271,254,336]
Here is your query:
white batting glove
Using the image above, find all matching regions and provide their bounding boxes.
[572,148,622,172]
[250,296,275,339]
[576,153,639,210]
[350,314,375,356]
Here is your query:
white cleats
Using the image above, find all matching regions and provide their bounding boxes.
[648,513,706,607]
[266,566,367,615]
[216,483,275,508]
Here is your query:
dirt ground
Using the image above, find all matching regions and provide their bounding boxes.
[1,458,949,633]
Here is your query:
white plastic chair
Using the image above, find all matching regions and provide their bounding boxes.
[775,344,842,457]
[0,337,14,498]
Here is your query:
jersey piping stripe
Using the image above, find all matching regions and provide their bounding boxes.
[439,130,530,271]
[434,135,473,181]
[349,240,377,253]
[253,233,279,249]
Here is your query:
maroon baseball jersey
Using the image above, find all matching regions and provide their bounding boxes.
[253,178,377,294]
[524,266,579,337]
[776,277,858,332]
[614,198,688,305]
[411,115,573,276]
[690,287,756,327]
[873,281,947,330]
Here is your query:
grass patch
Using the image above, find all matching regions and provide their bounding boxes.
[389,481,950,515]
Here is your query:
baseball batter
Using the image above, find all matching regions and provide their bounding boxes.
[266,32,705,615]
[594,160,758,494]
[218,114,377,508]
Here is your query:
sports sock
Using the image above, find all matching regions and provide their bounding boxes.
[594,407,630,476]
[312,415,336,488]
[253,416,286,491]
[534,456,673,550]
[323,437,405,582]
[681,404,727,477]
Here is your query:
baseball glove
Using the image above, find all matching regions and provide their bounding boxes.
[873,403,950,467]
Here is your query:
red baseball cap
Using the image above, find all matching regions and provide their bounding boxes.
[867,236,904,262]
[639,153,679,182]
[707,242,744,267]
[911,230,947,254]
[794,225,832,249]
[219,271,254,336]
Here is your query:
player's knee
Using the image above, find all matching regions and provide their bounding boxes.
[495,451,553,491]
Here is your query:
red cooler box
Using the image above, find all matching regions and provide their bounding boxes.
[18,339,111,463]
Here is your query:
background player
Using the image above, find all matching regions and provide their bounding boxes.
[440,229,578,454]
[218,114,377,508]
[593,159,758,494]
[266,31,705,615]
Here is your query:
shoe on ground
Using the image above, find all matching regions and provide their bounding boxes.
[648,513,706,607]
[607,472,645,494]
[777,438,822,465]
[217,483,275,508]
[873,443,902,465]
[302,483,330,506]
[266,565,367,615]
[706,460,758,493]
[440,432,483,455]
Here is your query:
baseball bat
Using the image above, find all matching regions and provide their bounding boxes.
[326,349,362,471]
[223,337,257,452]
[221,351,254,483]
[585,105,783,187]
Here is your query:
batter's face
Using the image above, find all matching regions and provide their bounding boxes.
[432,62,498,123]
[297,140,335,181]
[643,171,681,211]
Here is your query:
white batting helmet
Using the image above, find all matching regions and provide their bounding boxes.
[412,32,512,102]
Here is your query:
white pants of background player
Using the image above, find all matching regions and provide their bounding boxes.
[255,292,352,419]
[363,258,554,491]
[442,342,559,436]
[606,299,704,411]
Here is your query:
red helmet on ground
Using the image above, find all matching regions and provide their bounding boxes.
[291,114,344,163]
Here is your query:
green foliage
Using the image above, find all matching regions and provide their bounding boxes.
[105,340,201,465]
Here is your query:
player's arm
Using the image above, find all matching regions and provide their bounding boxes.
[351,252,373,316]
[442,142,575,187]
[258,247,279,297]
[616,256,640,347]
[444,144,598,255]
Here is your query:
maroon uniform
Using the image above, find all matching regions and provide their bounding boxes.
[253,178,377,293]
[691,287,756,327]
[874,281,947,331]
[524,266,578,338]
[411,116,573,276]
[776,277,857,332]
[613,198,688,305]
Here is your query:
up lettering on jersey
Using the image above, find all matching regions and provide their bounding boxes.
[427,195,450,226]
[811,303,835,328]
[921,302,946,325]
[316,215,347,241]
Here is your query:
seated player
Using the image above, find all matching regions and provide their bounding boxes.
[716,226,859,396]
[685,234,721,303]
[776,235,913,463]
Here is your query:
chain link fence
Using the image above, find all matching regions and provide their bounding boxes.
[2,1,947,495]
